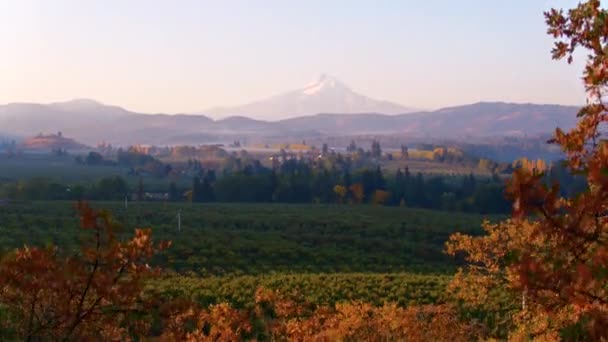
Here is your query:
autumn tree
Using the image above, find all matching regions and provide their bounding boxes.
[433,147,446,162]
[161,288,481,341]
[372,189,391,205]
[0,202,170,340]
[333,184,347,203]
[349,183,365,204]
[448,1,608,339]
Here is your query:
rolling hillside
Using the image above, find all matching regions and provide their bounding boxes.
[0,99,579,145]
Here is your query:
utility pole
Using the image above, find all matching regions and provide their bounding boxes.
[177,209,181,232]
[124,195,128,210]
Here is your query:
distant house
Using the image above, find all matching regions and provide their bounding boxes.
[130,193,169,201]
[145,192,169,201]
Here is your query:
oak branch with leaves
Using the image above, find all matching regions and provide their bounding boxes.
[448,1,608,339]
[0,202,170,340]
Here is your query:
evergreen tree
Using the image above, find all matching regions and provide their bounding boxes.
[393,168,406,205]
[207,169,217,182]
[137,178,145,201]
[371,140,382,158]
[269,170,279,201]
[374,166,386,190]
[192,176,203,202]
[413,172,425,207]
[168,182,179,202]
[322,143,329,155]
[462,173,476,197]
[361,169,376,202]
[201,176,215,202]
[347,140,357,153]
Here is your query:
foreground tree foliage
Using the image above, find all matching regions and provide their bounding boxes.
[161,288,481,341]
[448,1,608,339]
[0,202,170,340]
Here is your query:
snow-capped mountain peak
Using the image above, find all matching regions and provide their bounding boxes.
[301,74,349,95]
[202,74,415,120]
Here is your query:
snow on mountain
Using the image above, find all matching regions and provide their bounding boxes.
[201,74,415,120]
[301,74,346,95]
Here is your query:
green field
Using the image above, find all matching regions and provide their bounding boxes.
[0,201,493,274]
[0,200,496,314]
[147,273,450,308]
[0,154,191,191]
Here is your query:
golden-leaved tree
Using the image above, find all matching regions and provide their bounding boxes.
[159,287,480,341]
[0,202,170,340]
[447,1,608,340]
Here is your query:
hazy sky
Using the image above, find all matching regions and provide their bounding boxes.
[0,0,587,115]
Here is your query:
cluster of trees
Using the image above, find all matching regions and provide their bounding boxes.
[5,144,516,214]
[185,163,511,213]
[75,151,110,166]
[459,135,564,162]
[73,137,520,191]
[89,144,229,161]
[345,139,382,158]
[0,160,585,215]
[130,144,229,161]
[76,150,171,177]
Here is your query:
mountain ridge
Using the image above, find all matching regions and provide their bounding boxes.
[0,99,580,145]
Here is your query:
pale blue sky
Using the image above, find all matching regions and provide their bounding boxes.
[0,0,586,115]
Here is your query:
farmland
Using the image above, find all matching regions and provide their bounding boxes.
[0,154,190,191]
[0,154,127,182]
[0,201,493,275]
[147,273,450,308]
[0,199,490,326]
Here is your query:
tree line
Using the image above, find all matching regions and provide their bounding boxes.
[191,162,511,214]
[1,156,587,215]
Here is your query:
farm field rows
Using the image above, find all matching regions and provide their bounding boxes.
[147,273,450,308]
[0,200,498,317]
[0,201,492,275]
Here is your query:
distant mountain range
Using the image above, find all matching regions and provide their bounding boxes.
[200,74,417,120]
[0,98,579,146]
